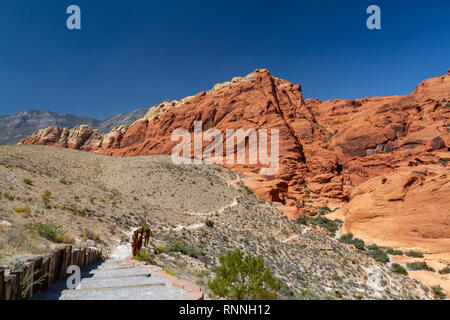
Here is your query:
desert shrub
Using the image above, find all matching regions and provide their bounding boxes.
[438,158,449,166]
[59,178,71,185]
[438,266,450,275]
[391,263,408,276]
[208,249,279,300]
[23,179,33,186]
[406,251,424,258]
[368,247,389,263]
[41,191,52,207]
[432,285,446,299]
[310,217,342,236]
[62,204,86,217]
[351,239,365,250]
[205,219,214,228]
[14,206,31,214]
[340,232,354,243]
[84,229,100,241]
[278,279,295,298]
[18,269,47,300]
[164,269,176,276]
[340,233,365,250]
[3,192,15,201]
[407,261,434,272]
[165,239,208,263]
[386,248,403,256]
[295,215,341,236]
[57,233,75,244]
[134,249,151,262]
[297,288,320,300]
[28,222,71,243]
[332,274,343,282]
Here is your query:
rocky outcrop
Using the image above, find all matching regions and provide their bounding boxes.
[0,108,148,145]
[19,69,450,266]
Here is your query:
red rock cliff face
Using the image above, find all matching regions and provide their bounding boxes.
[20,69,450,259]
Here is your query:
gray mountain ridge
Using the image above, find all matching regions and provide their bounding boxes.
[0,108,148,145]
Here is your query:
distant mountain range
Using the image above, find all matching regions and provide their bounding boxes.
[0,108,148,145]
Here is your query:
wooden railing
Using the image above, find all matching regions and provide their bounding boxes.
[0,245,103,300]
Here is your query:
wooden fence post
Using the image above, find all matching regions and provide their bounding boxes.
[59,246,72,280]
[72,249,80,268]
[1,245,103,300]
[25,261,34,299]
[41,256,50,291]
[8,272,19,300]
[4,275,14,300]
[47,253,55,287]
[32,257,43,294]
[0,269,5,300]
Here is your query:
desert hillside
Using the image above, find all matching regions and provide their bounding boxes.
[0,145,437,299]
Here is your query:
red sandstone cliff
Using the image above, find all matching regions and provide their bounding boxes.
[20,69,450,264]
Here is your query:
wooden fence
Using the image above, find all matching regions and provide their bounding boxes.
[0,245,103,300]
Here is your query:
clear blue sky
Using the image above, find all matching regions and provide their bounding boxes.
[0,0,449,119]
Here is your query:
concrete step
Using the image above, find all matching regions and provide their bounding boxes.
[78,275,168,289]
[32,258,202,300]
[59,285,188,300]
[89,267,152,278]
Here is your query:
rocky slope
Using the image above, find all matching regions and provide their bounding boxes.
[0,145,435,299]
[19,69,450,294]
[0,108,148,145]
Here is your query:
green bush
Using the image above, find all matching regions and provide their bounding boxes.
[295,215,342,236]
[23,179,33,185]
[367,244,379,251]
[165,239,208,263]
[2,192,15,201]
[311,217,342,236]
[164,269,176,276]
[432,285,446,300]
[297,288,320,300]
[59,178,71,185]
[368,247,389,264]
[406,251,424,258]
[438,158,449,167]
[340,233,365,250]
[391,263,408,276]
[27,222,70,243]
[296,215,308,225]
[340,232,354,243]
[407,261,434,272]
[438,266,450,275]
[386,248,403,256]
[278,279,295,298]
[14,206,31,214]
[133,249,151,262]
[205,219,214,228]
[208,249,280,300]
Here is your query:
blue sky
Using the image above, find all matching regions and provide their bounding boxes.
[0,0,449,119]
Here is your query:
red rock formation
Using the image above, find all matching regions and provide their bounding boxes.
[20,69,450,260]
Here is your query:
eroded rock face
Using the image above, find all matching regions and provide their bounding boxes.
[341,166,450,253]
[19,69,450,256]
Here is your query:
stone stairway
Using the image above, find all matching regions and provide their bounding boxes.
[32,258,203,300]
